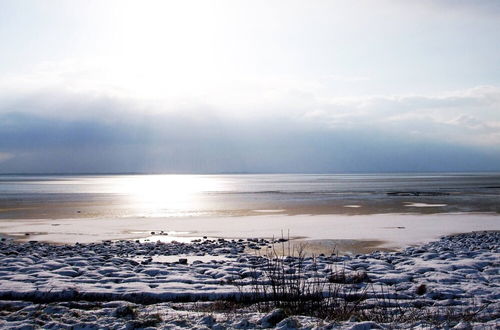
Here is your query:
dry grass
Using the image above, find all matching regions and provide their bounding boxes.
[234,235,493,326]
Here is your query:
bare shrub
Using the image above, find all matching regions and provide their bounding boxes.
[234,232,494,326]
[236,236,372,320]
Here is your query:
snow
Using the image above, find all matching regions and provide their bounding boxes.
[404,202,448,207]
[1,213,499,250]
[0,231,499,328]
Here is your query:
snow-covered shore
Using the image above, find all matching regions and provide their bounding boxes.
[2,213,499,249]
[0,231,498,329]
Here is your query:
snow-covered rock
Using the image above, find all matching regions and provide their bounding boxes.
[0,231,498,328]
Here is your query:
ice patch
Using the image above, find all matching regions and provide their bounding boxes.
[405,202,448,207]
[135,231,205,243]
[253,209,285,213]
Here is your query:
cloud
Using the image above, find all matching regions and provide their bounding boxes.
[1,115,498,174]
[302,86,500,147]
[0,1,499,173]
[0,94,499,173]
[0,67,499,173]
[419,0,500,16]
[326,75,371,82]
[2,63,500,134]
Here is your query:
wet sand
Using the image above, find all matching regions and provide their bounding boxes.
[2,197,500,220]
[249,238,392,257]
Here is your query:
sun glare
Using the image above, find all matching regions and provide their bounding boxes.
[97,0,221,99]
[117,175,225,217]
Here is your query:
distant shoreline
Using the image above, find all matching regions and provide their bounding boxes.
[1,171,500,175]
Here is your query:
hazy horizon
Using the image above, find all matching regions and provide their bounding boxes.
[2,170,500,176]
[1,0,500,174]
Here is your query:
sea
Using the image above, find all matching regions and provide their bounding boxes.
[1,173,499,220]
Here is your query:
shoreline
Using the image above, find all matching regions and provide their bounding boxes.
[0,212,498,254]
[0,231,498,328]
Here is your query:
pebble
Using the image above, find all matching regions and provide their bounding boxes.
[0,231,498,329]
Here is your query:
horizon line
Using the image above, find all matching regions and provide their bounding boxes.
[1,170,499,176]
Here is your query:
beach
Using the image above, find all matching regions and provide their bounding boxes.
[3,0,500,326]
[1,173,499,250]
[1,213,500,255]
[0,231,498,328]
[0,174,499,328]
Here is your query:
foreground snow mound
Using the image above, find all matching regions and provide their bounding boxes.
[0,231,499,328]
[0,301,499,329]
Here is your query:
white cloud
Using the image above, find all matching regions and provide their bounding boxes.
[1,60,499,151]
[326,74,371,82]
[300,86,500,147]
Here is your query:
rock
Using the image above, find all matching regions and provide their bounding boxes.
[198,315,216,327]
[276,317,301,329]
[234,319,252,329]
[416,283,427,295]
[178,258,188,264]
[142,268,160,276]
[453,321,472,329]
[113,305,136,318]
[54,268,80,277]
[260,309,286,328]
[349,321,383,329]
[386,191,449,196]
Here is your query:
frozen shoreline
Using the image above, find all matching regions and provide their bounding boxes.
[1,213,499,250]
[0,231,498,328]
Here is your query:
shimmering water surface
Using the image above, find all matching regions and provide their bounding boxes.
[1,173,499,219]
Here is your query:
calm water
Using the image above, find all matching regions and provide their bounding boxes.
[1,173,499,219]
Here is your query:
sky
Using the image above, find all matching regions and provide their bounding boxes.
[0,0,499,173]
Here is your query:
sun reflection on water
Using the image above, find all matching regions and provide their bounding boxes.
[114,175,226,217]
